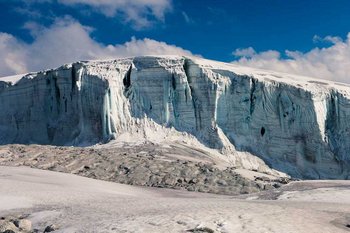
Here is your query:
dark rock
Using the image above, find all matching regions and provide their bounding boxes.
[255,176,271,182]
[276,177,290,184]
[44,224,58,232]
[189,178,198,184]
[187,226,215,233]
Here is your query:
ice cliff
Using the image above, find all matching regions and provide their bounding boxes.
[1,56,350,179]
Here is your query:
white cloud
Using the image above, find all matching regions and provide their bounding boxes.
[0,17,195,77]
[57,0,172,29]
[0,33,27,75]
[232,33,350,83]
[181,11,194,24]
[313,35,342,44]
[233,47,256,58]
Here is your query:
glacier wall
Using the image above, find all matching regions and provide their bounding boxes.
[0,56,350,179]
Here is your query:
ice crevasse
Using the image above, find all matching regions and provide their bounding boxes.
[0,55,349,179]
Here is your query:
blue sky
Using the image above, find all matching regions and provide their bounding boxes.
[1,0,350,82]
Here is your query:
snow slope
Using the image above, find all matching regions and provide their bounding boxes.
[0,56,350,179]
[1,166,350,233]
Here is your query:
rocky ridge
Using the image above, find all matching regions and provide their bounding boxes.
[0,144,289,196]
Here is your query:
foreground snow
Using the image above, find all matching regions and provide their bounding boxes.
[0,166,349,233]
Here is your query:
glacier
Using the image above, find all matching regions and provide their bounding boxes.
[0,55,350,179]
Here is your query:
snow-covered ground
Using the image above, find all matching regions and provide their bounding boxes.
[1,166,349,233]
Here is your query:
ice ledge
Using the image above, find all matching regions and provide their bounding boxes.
[2,55,350,95]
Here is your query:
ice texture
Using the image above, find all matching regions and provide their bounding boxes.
[1,56,350,179]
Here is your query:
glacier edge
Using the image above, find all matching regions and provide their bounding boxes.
[0,55,349,179]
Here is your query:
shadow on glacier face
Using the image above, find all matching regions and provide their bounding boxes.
[123,58,348,179]
[0,64,107,147]
[124,57,228,150]
[214,70,347,179]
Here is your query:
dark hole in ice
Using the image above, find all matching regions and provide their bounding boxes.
[260,127,265,136]
[123,66,132,89]
[305,153,316,163]
[64,99,67,113]
[172,74,176,89]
